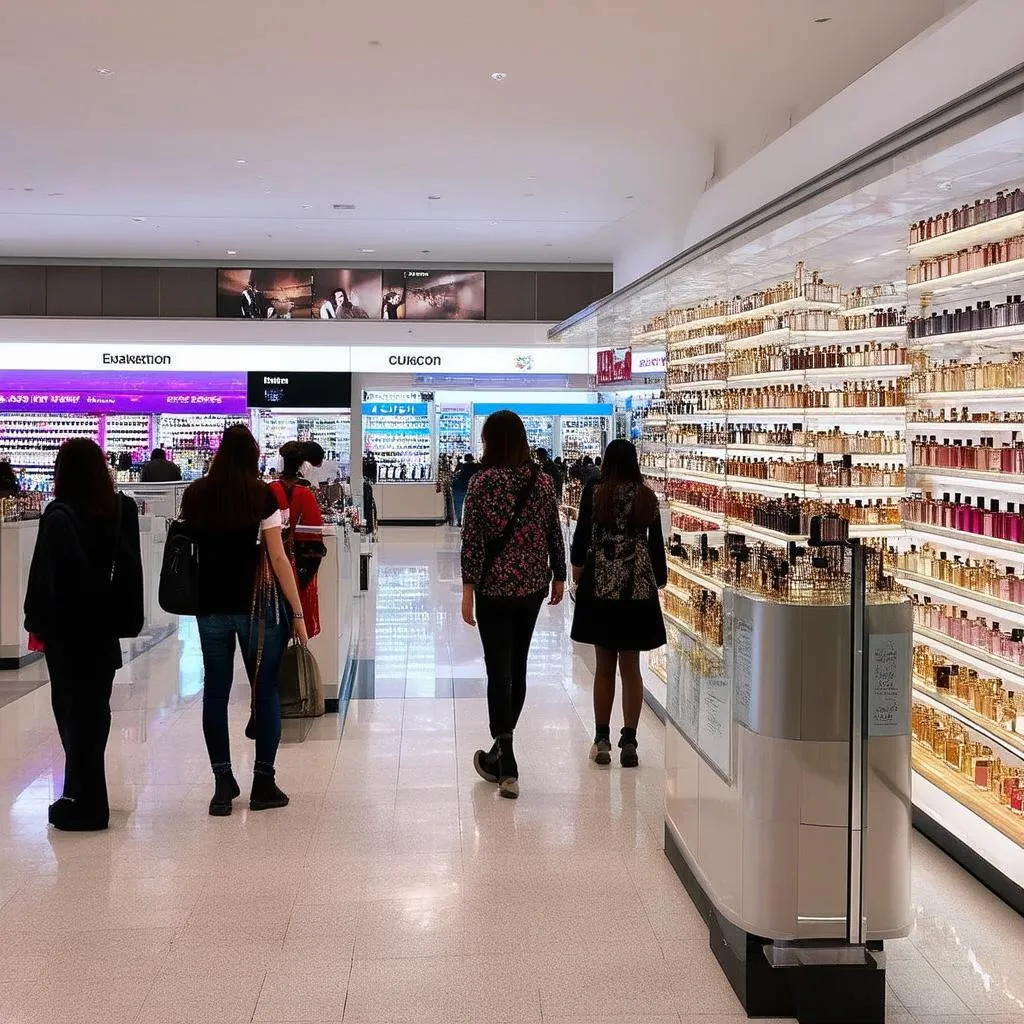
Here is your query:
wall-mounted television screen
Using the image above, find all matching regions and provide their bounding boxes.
[312,269,382,320]
[380,270,485,321]
[217,268,313,319]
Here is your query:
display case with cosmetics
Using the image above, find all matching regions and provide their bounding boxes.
[901,187,1024,894]
[637,264,911,557]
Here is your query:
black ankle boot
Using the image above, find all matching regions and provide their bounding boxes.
[48,796,109,831]
[244,712,256,740]
[209,772,241,817]
[496,735,519,800]
[250,768,289,811]
[619,727,639,768]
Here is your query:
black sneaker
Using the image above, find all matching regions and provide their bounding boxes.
[590,738,612,766]
[249,771,289,811]
[209,772,241,816]
[473,748,499,784]
[620,742,639,768]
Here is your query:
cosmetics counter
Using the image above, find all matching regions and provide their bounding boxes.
[620,189,1024,909]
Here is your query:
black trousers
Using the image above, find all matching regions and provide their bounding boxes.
[475,590,545,739]
[45,641,118,821]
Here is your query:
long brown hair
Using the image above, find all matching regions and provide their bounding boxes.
[181,424,268,529]
[480,410,531,469]
[592,438,657,527]
[54,438,117,519]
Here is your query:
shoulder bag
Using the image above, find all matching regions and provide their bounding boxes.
[109,495,145,638]
[477,466,539,590]
[158,518,200,616]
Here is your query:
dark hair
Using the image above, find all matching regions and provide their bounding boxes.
[54,438,117,519]
[593,439,657,527]
[536,447,548,461]
[180,424,267,529]
[583,455,593,465]
[480,410,531,469]
[0,460,20,494]
[151,448,166,461]
[595,457,602,467]
[464,452,474,462]
[280,440,325,478]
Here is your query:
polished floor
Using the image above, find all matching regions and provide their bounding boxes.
[0,527,1021,1024]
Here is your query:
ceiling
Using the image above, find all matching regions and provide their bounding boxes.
[0,0,957,264]
[555,110,1024,346]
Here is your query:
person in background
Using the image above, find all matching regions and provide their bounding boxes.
[552,456,565,503]
[139,447,182,483]
[437,453,455,525]
[570,439,667,768]
[461,411,566,798]
[24,438,143,831]
[179,425,308,816]
[580,455,601,489]
[451,452,478,527]
[271,441,325,639]
[0,459,20,497]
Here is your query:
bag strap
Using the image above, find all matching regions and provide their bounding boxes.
[478,466,539,589]
[109,494,123,583]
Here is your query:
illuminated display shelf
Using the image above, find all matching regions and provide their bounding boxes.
[895,569,1024,628]
[662,297,843,334]
[907,209,1024,260]
[665,467,904,501]
[662,609,723,658]
[724,364,911,386]
[911,387,1024,404]
[907,522,1024,563]
[907,466,1024,493]
[666,555,724,595]
[912,744,1024,848]
[908,324,1024,350]
[907,419,1024,434]
[907,256,1024,298]
[913,680,1024,761]
[836,298,907,316]
[915,624,1024,689]
[668,500,724,526]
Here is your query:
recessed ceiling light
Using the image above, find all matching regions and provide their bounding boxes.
[361,248,375,253]
[625,194,635,200]
[813,17,832,24]
[300,203,312,210]
[235,158,247,165]
[332,203,356,210]
[489,220,498,226]
[22,187,34,193]
[421,249,431,255]
[544,243,553,247]
[95,67,114,75]
[226,250,237,256]
[427,194,442,201]
[491,72,507,81]
[526,174,537,181]
[852,255,874,264]
[131,216,147,223]
[47,192,64,198]
[938,180,953,191]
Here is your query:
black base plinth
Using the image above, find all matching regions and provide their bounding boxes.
[664,824,886,1024]
[0,650,43,670]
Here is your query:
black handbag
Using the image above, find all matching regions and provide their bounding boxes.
[158,519,200,615]
[109,495,145,638]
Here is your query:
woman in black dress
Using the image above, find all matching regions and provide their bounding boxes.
[570,439,667,767]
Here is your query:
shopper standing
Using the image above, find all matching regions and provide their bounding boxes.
[24,438,144,830]
[139,447,182,483]
[179,425,308,816]
[570,439,666,767]
[461,411,566,798]
[451,452,478,527]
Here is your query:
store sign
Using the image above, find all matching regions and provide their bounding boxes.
[350,346,588,375]
[632,349,666,374]
[246,371,353,409]
[596,346,632,384]
[361,402,430,417]
[102,352,172,366]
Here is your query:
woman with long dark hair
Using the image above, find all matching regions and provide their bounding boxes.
[460,410,566,799]
[24,438,143,830]
[180,424,307,816]
[570,439,667,767]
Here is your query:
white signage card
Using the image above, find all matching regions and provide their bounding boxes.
[632,349,667,374]
[867,633,910,737]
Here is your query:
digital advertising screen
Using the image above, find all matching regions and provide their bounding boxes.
[380,270,485,320]
[246,371,353,409]
[217,268,313,319]
[312,269,382,320]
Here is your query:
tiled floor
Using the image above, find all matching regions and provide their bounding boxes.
[0,525,1021,1023]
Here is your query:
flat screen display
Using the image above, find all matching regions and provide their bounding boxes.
[246,371,352,409]
[312,270,382,320]
[217,269,313,319]
[380,270,485,320]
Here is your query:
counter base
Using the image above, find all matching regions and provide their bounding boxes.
[0,648,43,671]
[913,804,1024,917]
[664,824,887,1024]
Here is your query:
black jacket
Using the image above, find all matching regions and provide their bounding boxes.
[139,459,182,483]
[24,493,140,665]
[452,462,480,491]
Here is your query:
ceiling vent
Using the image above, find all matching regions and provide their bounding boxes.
[332,203,356,211]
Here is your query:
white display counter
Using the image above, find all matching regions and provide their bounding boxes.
[373,482,444,524]
[0,519,41,669]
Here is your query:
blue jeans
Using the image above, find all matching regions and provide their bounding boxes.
[196,612,290,775]
[453,488,467,525]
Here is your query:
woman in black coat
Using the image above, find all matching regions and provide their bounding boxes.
[24,439,142,831]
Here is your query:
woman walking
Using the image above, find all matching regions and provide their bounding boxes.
[570,439,666,767]
[461,411,566,799]
[24,438,143,830]
[179,425,308,816]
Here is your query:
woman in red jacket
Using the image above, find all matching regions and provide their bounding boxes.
[270,441,326,638]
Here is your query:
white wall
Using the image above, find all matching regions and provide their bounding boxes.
[612,0,1024,291]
